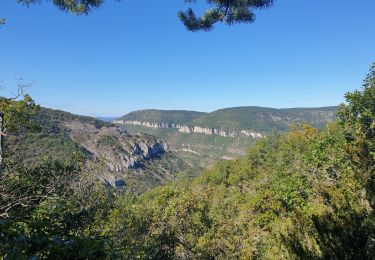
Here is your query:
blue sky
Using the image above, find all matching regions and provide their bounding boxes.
[1,0,374,116]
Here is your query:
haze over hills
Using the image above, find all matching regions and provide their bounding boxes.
[115,105,339,165]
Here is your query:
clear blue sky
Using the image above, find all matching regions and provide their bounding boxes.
[1,0,374,116]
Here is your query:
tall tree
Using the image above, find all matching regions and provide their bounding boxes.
[0,83,39,168]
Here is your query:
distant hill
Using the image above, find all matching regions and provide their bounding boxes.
[119,106,338,133]
[191,106,338,132]
[96,116,119,122]
[121,109,206,125]
[116,106,339,164]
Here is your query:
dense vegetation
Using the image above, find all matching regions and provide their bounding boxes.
[8,107,109,165]
[7,107,193,193]
[0,64,374,258]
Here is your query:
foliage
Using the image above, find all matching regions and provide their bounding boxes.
[0,93,40,135]
[4,107,90,167]
[0,88,40,168]
[106,121,374,258]
[17,0,104,14]
[179,0,274,31]
[0,94,113,258]
[15,0,274,31]
[338,64,375,170]
[1,64,374,258]
[0,158,114,258]
[103,64,375,258]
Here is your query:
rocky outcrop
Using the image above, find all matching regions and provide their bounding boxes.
[115,120,182,129]
[114,120,264,139]
[240,130,263,138]
[178,125,192,134]
[63,121,168,172]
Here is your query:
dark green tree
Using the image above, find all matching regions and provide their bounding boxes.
[14,0,274,31]
[179,0,274,31]
[17,0,104,14]
[0,83,40,168]
[338,63,375,207]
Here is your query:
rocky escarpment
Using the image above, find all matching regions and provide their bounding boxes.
[114,120,264,139]
[63,121,168,172]
[15,107,191,192]
[117,107,338,136]
[113,107,338,167]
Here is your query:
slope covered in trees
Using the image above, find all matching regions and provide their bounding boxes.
[7,107,193,193]
[119,106,338,166]
[104,80,374,258]
[119,106,338,133]
[122,110,206,125]
[0,64,374,258]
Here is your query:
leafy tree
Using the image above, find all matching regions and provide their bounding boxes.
[0,84,40,167]
[0,158,115,258]
[338,63,375,171]
[338,63,375,209]
[0,87,112,258]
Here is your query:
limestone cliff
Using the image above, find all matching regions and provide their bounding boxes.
[114,120,264,138]
[63,121,168,172]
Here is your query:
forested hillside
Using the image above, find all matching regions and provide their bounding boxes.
[121,110,205,125]
[119,106,338,133]
[8,107,191,193]
[103,78,374,258]
[118,106,338,165]
[191,106,338,132]
[1,65,374,258]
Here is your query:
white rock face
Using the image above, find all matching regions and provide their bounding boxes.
[241,130,263,138]
[192,126,213,135]
[115,120,264,139]
[178,126,192,134]
[63,121,168,173]
[172,148,200,155]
